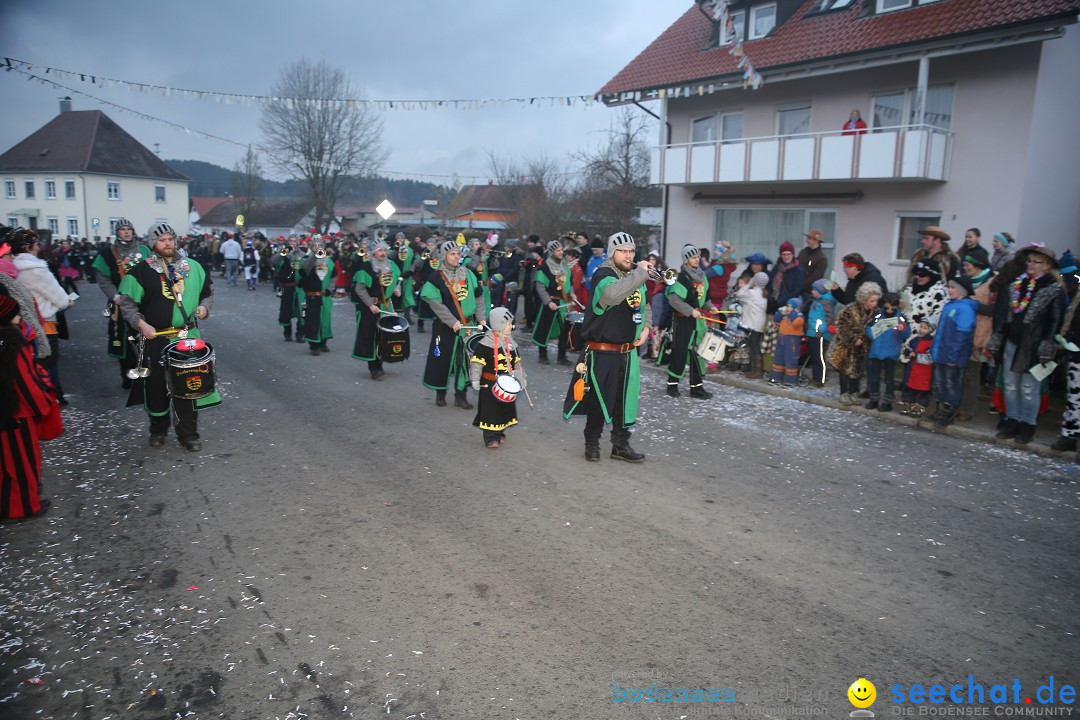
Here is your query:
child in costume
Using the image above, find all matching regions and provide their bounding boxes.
[470,307,527,448]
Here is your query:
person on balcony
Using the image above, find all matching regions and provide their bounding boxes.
[842,109,868,135]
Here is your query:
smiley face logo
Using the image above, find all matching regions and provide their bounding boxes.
[848,678,876,709]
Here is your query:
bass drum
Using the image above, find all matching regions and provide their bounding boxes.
[164,339,217,400]
[377,313,410,363]
[463,330,487,359]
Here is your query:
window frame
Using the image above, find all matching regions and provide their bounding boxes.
[749,3,777,40]
[64,179,76,200]
[723,9,746,44]
[107,180,121,201]
[871,84,954,131]
[721,112,745,142]
[891,212,942,264]
[45,179,57,200]
[691,114,718,145]
[67,217,79,237]
[154,184,167,203]
[776,103,812,137]
[713,207,839,269]
[47,217,60,235]
[24,180,35,199]
[877,0,912,12]
[4,180,14,199]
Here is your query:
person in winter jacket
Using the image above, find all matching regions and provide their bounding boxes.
[805,279,836,386]
[735,271,769,378]
[701,242,737,308]
[766,241,805,312]
[957,254,996,422]
[901,259,948,325]
[987,244,1067,444]
[900,318,936,417]
[769,297,805,386]
[989,232,1016,274]
[929,276,979,427]
[831,253,888,306]
[829,281,882,404]
[864,292,909,412]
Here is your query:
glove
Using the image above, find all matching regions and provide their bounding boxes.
[471,381,480,392]
[1038,340,1057,365]
[985,333,1002,357]
[827,325,837,335]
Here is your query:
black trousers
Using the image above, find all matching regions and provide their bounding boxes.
[149,398,198,440]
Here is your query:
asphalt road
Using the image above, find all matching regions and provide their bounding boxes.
[1,277,1078,720]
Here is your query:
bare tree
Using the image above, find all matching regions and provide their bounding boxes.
[260,59,388,233]
[230,145,264,226]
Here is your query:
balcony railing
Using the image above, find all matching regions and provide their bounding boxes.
[650,124,953,186]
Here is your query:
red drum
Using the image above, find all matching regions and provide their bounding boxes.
[163,339,217,400]
[492,374,521,403]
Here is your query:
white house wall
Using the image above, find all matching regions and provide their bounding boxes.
[661,42,1057,284]
[1017,25,1080,248]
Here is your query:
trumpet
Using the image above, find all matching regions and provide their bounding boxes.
[357,246,369,260]
[394,237,408,248]
[503,248,514,258]
[420,251,430,260]
[314,247,327,259]
[648,267,679,285]
[279,246,290,257]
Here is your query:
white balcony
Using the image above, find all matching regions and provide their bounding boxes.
[650,125,953,186]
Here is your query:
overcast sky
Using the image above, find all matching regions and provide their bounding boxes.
[0,1,687,187]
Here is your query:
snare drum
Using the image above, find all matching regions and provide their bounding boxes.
[377,313,410,363]
[696,330,728,364]
[492,374,521,403]
[566,311,585,325]
[163,339,217,400]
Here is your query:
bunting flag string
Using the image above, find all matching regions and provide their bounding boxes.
[699,0,764,90]
[2,56,604,110]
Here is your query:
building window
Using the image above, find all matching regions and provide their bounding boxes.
[24,180,35,199]
[155,184,166,203]
[892,213,941,263]
[65,179,76,200]
[107,181,120,200]
[691,115,717,144]
[6,216,17,228]
[749,4,777,39]
[777,105,811,136]
[723,9,745,44]
[48,217,60,235]
[714,208,838,267]
[872,85,954,131]
[67,218,79,237]
[721,112,744,141]
[45,180,57,199]
[4,180,14,199]
[877,0,911,11]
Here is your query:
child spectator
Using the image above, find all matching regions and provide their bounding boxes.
[864,292,909,412]
[930,275,979,427]
[805,279,836,387]
[735,271,769,378]
[899,318,937,417]
[770,298,805,385]
[703,241,738,308]
[829,281,882,405]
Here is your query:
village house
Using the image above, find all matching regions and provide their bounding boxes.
[599,0,1080,289]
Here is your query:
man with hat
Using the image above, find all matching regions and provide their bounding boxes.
[489,238,521,311]
[412,236,443,333]
[298,238,335,355]
[275,237,304,342]
[351,237,401,380]
[664,244,716,398]
[563,232,652,462]
[584,236,608,292]
[531,238,573,365]
[463,236,492,315]
[421,239,487,408]
[910,226,960,282]
[797,230,829,298]
[987,243,1066,444]
[116,223,219,452]
[91,218,152,387]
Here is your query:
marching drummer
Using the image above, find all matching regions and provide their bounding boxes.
[469,307,526,448]
[531,238,574,366]
[351,237,401,380]
[664,244,716,399]
[117,223,219,452]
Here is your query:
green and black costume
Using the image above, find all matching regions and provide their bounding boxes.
[420,265,485,401]
[351,256,403,375]
[91,240,151,379]
[664,264,714,396]
[297,252,335,350]
[531,257,573,363]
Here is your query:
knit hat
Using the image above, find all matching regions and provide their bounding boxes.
[949,274,974,296]
[439,239,458,258]
[993,232,1015,249]
[751,271,769,289]
[1059,250,1077,275]
[489,306,514,332]
[546,239,562,254]
[607,231,636,256]
[590,236,605,250]
[744,252,770,266]
[0,294,17,324]
[147,222,176,242]
[786,297,803,311]
[962,254,989,270]
[681,244,700,262]
[779,241,795,255]
[811,279,830,295]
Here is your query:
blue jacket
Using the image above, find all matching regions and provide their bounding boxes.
[806,293,836,339]
[931,297,978,367]
[865,310,910,360]
[585,253,607,290]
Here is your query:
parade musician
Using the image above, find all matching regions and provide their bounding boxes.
[351,238,401,380]
[664,244,715,399]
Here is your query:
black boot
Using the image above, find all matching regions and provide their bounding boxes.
[611,441,645,463]
[995,418,1020,439]
[667,382,680,397]
[933,403,956,428]
[454,391,473,410]
[1015,422,1036,444]
[418,320,426,333]
[556,354,571,366]
[538,347,550,365]
[585,442,601,462]
[435,390,447,407]
[1052,435,1078,452]
[689,383,713,399]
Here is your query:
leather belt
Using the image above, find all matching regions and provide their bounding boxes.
[282,281,297,287]
[586,341,634,353]
[481,371,499,381]
[305,291,327,297]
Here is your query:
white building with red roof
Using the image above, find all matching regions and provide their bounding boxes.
[600,0,1080,288]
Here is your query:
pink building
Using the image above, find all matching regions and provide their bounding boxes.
[599,0,1080,290]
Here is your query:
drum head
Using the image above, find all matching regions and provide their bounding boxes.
[566,311,585,324]
[377,314,409,333]
[464,331,487,357]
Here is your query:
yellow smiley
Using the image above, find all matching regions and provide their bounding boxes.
[848,678,876,709]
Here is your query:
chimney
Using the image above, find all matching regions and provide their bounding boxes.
[59,96,72,113]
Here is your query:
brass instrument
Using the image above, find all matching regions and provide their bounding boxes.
[420,251,430,260]
[394,237,408,248]
[357,246,369,261]
[314,247,327,259]
[648,267,679,286]
[503,248,514,258]
[279,246,290,257]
